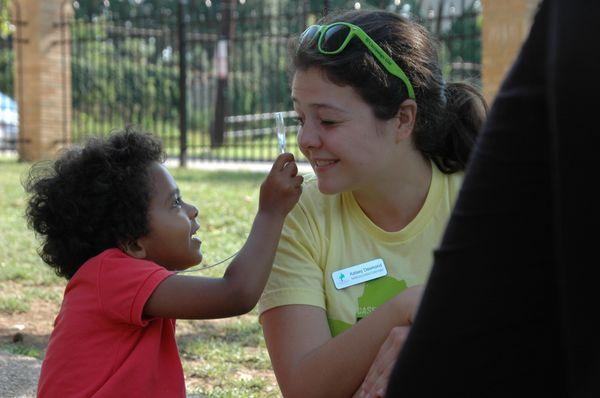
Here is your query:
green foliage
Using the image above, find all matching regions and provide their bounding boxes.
[0,40,13,96]
[0,296,30,314]
[0,342,44,360]
[0,0,10,37]
[0,0,13,95]
[444,3,481,64]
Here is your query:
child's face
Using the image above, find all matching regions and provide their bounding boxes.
[136,162,202,271]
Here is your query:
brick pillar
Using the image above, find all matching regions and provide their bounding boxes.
[14,0,72,161]
[481,0,542,104]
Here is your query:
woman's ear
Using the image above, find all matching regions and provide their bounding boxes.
[121,239,147,259]
[394,99,417,143]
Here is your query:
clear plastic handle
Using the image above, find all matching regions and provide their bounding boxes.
[275,112,286,154]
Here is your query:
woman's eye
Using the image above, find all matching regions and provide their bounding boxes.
[295,116,304,126]
[321,120,338,126]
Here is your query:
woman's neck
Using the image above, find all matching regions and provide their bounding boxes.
[353,155,432,232]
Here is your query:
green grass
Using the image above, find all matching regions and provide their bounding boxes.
[0,157,281,397]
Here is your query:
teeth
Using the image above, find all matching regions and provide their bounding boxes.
[315,160,336,167]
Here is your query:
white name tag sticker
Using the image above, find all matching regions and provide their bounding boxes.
[332,258,387,290]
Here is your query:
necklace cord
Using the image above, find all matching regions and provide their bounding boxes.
[175,250,240,273]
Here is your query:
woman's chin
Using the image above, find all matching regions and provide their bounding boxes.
[317,180,342,195]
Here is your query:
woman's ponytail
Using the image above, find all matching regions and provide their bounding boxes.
[428,82,488,173]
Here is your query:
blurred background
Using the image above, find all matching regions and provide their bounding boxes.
[0,0,537,167]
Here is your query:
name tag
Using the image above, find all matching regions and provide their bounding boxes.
[332,258,387,290]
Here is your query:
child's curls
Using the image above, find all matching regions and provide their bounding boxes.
[24,127,164,279]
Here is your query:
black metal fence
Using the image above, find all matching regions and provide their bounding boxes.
[3,0,481,163]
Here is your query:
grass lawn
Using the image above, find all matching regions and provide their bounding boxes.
[0,157,282,397]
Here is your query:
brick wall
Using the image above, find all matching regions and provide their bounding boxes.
[13,0,72,161]
[481,0,542,104]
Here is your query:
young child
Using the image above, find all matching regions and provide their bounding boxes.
[25,128,303,397]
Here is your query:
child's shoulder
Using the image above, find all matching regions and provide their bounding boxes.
[72,248,158,280]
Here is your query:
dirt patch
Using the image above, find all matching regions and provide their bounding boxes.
[0,302,279,397]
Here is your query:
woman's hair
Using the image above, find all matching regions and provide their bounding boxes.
[291,9,488,173]
[24,127,164,279]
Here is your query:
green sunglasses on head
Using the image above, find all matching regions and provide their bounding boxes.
[299,22,416,100]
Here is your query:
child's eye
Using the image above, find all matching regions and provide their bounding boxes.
[173,196,183,207]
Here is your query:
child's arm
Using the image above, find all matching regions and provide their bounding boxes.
[144,153,303,319]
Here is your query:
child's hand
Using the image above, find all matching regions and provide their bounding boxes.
[259,153,303,217]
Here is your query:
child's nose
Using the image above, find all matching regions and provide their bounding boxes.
[187,204,199,219]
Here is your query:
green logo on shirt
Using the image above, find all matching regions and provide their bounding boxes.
[356,277,407,320]
[328,277,408,337]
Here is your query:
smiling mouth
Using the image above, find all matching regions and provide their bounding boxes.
[191,227,201,242]
[314,159,338,167]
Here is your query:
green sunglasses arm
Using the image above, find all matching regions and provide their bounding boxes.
[309,22,416,100]
[352,27,416,100]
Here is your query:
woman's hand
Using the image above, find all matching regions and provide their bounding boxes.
[352,285,423,397]
[353,326,410,398]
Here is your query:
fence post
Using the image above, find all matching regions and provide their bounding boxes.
[481,0,541,103]
[211,0,235,148]
[13,0,72,161]
[178,0,188,167]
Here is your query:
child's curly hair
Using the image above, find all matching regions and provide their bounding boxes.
[24,128,164,279]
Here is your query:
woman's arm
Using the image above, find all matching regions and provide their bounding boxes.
[260,286,422,398]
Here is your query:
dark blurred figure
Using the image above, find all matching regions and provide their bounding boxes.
[386,0,600,396]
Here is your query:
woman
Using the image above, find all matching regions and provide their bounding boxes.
[258,9,487,397]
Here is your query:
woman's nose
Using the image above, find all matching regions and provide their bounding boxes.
[297,123,321,152]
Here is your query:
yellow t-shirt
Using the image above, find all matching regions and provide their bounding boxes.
[258,163,463,336]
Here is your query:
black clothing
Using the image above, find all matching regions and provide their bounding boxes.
[386,0,600,396]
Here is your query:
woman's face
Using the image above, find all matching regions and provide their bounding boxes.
[293,67,401,195]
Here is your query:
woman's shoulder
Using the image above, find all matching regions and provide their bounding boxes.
[432,166,465,210]
[448,171,465,204]
[445,170,464,195]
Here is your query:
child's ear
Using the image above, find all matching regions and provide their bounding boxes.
[121,240,147,259]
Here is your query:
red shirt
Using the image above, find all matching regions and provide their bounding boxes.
[38,249,185,397]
